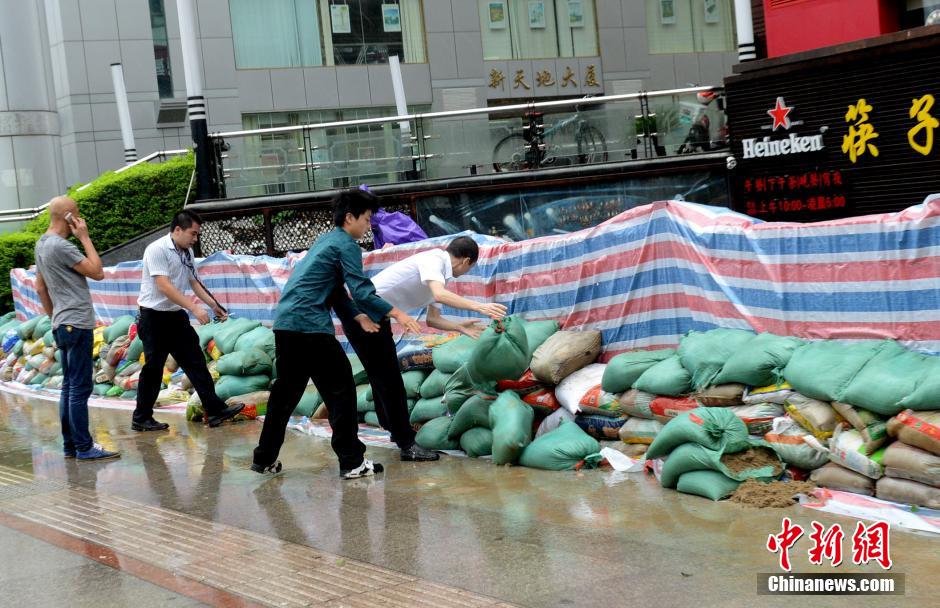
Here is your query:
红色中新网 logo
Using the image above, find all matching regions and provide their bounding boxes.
[742,97,826,160]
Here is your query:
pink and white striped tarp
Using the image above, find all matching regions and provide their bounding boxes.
[12,196,940,356]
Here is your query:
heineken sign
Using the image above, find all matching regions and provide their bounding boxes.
[741,97,827,160]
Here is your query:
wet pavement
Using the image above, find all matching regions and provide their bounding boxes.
[0,390,938,607]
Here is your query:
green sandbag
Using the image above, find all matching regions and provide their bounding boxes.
[447,395,492,438]
[519,419,601,471]
[442,364,479,414]
[460,427,493,458]
[402,370,428,399]
[432,335,477,373]
[410,397,448,425]
[488,391,534,465]
[94,383,112,396]
[632,355,692,397]
[213,318,261,354]
[217,349,273,376]
[214,374,270,402]
[415,416,460,451]
[13,340,23,356]
[712,333,804,387]
[42,329,55,347]
[782,340,886,402]
[602,349,675,393]
[292,385,322,416]
[646,407,750,460]
[28,373,48,386]
[677,329,756,390]
[0,312,14,324]
[126,336,144,362]
[48,362,62,376]
[660,442,782,488]
[106,385,123,397]
[364,411,381,427]
[839,341,931,416]
[901,356,940,410]
[356,385,373,414]
[468,317,529,384]
[197,322,223,350]
[120,390,137,400]
[104,315,135,342]
[32,316,52,341]
[234,325,276,360]
[348,354,368,385]
[676,470,742,501]
[420,369,450,398]
[17,316,41,340]
[523,319,560,359]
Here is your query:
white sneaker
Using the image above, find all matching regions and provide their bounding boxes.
[340,459,384,479]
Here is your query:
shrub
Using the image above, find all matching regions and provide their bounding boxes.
[0,233,40,311]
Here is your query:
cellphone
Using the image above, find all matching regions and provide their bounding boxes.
[65,212,74,224]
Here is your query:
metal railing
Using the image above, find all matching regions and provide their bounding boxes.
[210,86,728,199]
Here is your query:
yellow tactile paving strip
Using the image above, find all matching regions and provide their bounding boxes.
[0,464,518,608]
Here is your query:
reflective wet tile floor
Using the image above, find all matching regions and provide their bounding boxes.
[0,391,937,607]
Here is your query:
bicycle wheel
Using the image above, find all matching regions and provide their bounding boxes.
[576,125,608,165]
[492,134,528,173]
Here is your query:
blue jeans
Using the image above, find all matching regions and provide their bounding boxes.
[54,325,94,453]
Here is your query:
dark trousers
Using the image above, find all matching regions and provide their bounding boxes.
[254,331,365,471]
[133,308,227,424]
[54,325,94,453]
[342,318,415,450]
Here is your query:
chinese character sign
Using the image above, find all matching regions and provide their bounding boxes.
[842,98,879,163]
[908,94,938,156]
[766,519,893,572]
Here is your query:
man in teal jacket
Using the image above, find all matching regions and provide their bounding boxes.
[252,188,421,479]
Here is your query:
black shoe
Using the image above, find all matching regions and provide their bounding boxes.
[205,403,245,428]
[132,419,170,432]
[400,444,440,462]
[251,460,282,475]
[340,459,384,479]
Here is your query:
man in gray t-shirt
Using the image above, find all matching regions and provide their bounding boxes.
[34,196,118,461]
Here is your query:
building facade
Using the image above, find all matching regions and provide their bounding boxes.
[0,0,743,213]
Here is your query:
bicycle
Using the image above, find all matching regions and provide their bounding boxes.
[491,108,608,172]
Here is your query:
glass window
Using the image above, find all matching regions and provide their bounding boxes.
[479,1,598,60]
[230,0,323,68]
[149,0,173,98]
[646,0,735,54]
[319,0,427,65]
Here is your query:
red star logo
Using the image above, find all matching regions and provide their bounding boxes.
[767,97,793,131]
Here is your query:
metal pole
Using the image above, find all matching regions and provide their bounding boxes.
[110,63,137,163]
[176,0,216,199]
[734,0,757,62]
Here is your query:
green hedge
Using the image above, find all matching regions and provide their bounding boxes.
[1,152,194,311]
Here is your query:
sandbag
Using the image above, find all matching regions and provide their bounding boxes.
[432,335,477,374]
[460,427,493,458]
[899,356,940,410]
[398,346,435,371]
[619,390,656,419]
[42,329,55,347]
[43,375,64,389]
[420,369,451,399]
[677,329,755,390]
[875,477,940,508]
[619,418,663,444]
[234,325,276,360]
[214,318,261,355]
[782,340,886,402]
[17,316,42,340]
[650,396,700,425]
[415,416,460,451]
[555,363,606,415]
[105,335,130,367]
[828,428,885,479]
[104,315,134,342]
[712,333,804,387]
[530,330,602,385]
[292,385,322,417]
[660,443,782,488]
[743,382,794,405]
[106,384,123,397]
[811,463,874,495]
[489,391,534,465]
[574,414,629,440]
[521,388,561,414]
[519,419,601,471]
[364,411,381,427]
[93,383,112,396]
[468,317,529,383]
[125,336,144,363]
[216,349,273,377]
[401,370,428,399]
[676,470,742,501]
[197,322,222,350]
[25,339,44,357]
[764,417,830,471]
[535,407,576,438]
[214,374,270,402]
[165,354,179,373]
[839,341,930,416]
[447,394,492,438]
[31,316,51,341]
[784,394,842,441]
[727,403,785,435]
[410,397,447,425]
[695,384,746,407]
[647,407,750,460]
[225,390,269,419]
[523,319,560,358]
[355,385,372,414]
[632,355,692,397]
[881,442,940,487]
[831,401,888,454]
[887,410,940,456]
[155,389,191,407]
[602,349,675,394]
[28,373,48,386]
[442,364,478,414]
[347,355,368,385]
